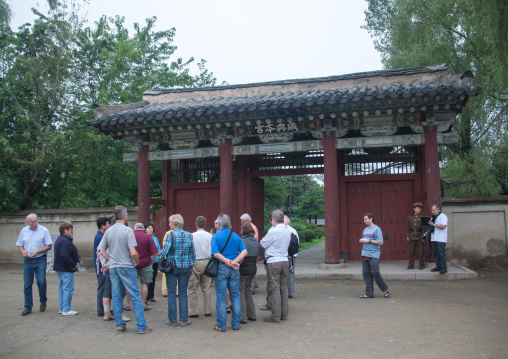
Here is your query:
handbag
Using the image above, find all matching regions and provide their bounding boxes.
[159,257,174,273]
[159,232,174,274]
[204,231,233,278]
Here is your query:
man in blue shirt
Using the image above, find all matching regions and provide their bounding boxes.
[211,214,247,332]
[16,214,53,316]
[359,213,390,298]
[94,216,110,317]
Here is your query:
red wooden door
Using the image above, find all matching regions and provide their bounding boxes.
[174,187,220,233]
[346,179,415,260]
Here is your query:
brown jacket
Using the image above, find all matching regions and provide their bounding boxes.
[406,214,423,240]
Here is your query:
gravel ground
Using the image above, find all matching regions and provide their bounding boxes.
[1,263,507,359]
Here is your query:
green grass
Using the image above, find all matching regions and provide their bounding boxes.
[298,236,325,251]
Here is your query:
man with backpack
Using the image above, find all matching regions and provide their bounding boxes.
[260,210,292,323]
[284,216,300,298]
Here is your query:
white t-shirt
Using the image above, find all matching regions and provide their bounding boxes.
[431,213,448,243]
[192,229,212,259]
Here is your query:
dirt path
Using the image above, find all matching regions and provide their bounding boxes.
[1,263,507,359]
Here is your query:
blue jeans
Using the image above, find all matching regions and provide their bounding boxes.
[166,266,191,323]
[56,271,75,312]
[110,267,147,331]
[23,255,47,310]
[214,263,241,329]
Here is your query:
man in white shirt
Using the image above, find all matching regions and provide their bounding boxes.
[16,214,53,316]
[260,209,291,323]
[429,204,449,274]
[188,216,213,318]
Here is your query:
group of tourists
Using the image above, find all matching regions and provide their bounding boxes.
[16,207,298,334]
[16,202,448,333]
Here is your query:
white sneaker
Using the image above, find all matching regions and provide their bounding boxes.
[62,310,78,316]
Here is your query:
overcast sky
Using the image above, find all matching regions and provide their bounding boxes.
[10,0,383,86]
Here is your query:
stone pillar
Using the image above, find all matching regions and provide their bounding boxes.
[137,145,150,224]
[423,125,442,209]
[323,132,341,263]
[219,139,234,216]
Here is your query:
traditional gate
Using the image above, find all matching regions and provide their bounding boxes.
[88,64,480,263]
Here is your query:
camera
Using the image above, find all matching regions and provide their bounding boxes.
[421,228,433,239]
[420,216,434,239]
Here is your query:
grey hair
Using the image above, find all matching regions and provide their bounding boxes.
[216,214,230,229]
[26,213,37,221]
[114,206,127,220]
[240,213,251,221]
[270,210,284,224]
[134,223,144,230]
[432,204,441,210]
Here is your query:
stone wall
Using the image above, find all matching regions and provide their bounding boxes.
[443,197,508,264]
[0,207,141,267]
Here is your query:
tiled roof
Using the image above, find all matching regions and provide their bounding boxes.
[87,65,481,132]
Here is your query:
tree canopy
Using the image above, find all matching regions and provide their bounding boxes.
[263,175,324,221]
[363,0,508,195]
[0,0,218,211]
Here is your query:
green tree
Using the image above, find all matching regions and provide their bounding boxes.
[280,175,322,216]
[263,176,288,220]
[0,1,79,210]
[363,0,508,196]
[295,186,324,219]
[0,0,12,25]
[0,0,218,211]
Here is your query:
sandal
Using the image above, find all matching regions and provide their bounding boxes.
[359,294,374,298]
[226,306,231,313]
[213,324,226,332]
[384,290,390,298]
[103,315,114,322]
[123,305,131,311]
[239,320,248,324]
[149,298,157,303]
[144,305,151,311]
[247,317,256,321]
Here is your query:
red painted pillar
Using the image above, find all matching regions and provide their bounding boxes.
[323,132,341,263]
[137,145,151,224]
[160,160,170,237]
[423,125,442,209]
[220,139,234,216]
[236,156,246,229]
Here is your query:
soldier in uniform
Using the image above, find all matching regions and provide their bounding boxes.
[406,202,425,270]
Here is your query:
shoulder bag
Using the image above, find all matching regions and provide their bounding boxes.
[204,231,233,278]
[159,232,174,274]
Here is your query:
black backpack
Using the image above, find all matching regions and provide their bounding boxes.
[287,232,299,256]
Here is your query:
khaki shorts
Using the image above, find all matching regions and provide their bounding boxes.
[136,266,153,284]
